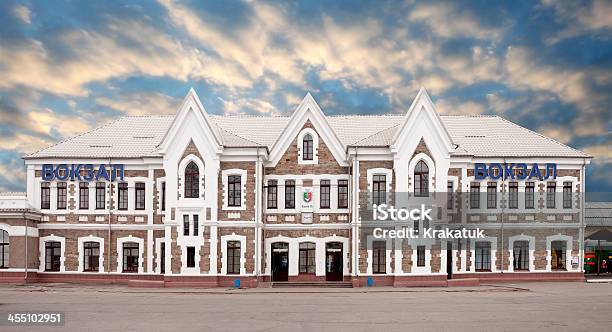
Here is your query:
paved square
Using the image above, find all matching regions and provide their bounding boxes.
[0,282,610,331]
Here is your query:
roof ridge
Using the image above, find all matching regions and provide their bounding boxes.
[25,116,126,158]
[495,116,589,157]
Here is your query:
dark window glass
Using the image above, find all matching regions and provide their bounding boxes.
[513,241,529,271]
[193,215,199,235]
[563,182,572,209]
[96,182,105,210]
[551,241,566,270]
[228,175,241,207]
[413,220,419,235]
[187,247,196,268]
[320,180,330,209]
[183,215,190,236]
[525,182,535,209]
[338,180,348,208]
[475,242,491,271]
[79,182,89,209]
[372,241,386,274]
[487,182,497,209]
[161,182,166,211]
[267,180,277,209]
[470,183,480,209]
[118,183,128,210]
[414,161,429,197]
[303,134,313,160]
[227,241,241,274]
[299,242,316,273]
[285,180,295,209]
[160,242,165,274]
[373,175,386,205]
[57,182,67,210]
[123,242,139,273]
[83,241,100,272]
[509,182,518,209]
[547,182,556,209]
[0,230,9,268]
[135,183,145,210]
[417,245,426,267]
[45,241,61,272]
[41,182,50,209]
[447,181,453,210]
[184,161,199,198]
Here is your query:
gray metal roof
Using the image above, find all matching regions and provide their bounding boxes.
[26,114,589,159]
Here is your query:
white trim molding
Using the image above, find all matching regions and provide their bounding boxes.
[39,234,66,272]
[220,234,247,275]
[77,235,105,273]
[117,236,145,274]
[297,128,319,165]
[546,234,574,272]
[507,234,535,272]
[221,168,247,211]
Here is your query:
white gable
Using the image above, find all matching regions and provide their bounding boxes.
[267,93,348,167]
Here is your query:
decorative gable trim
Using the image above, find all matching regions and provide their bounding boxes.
[158,88,222,154]
[391,87,454,154]
[267,93,348,167]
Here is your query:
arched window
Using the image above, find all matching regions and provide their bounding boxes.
[303,134,313,160]
[414,160,429,197]
[0,230,8,268]
[184,161,199,198]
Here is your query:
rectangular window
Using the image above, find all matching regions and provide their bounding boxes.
[513,241,529,271]
[563,182,572,209]
[228,175,241,207]
[413,220,419,235]
[487,182,497,209]
[183,215,190,236]
[320,180,330,209]
[227,241,241,274]
[470,183,480,209]
[509,182,518,209]
[475,242,491,271]
[551,241,566,270]
[525,182,535,209]
[285,180,295,209]
[160,242,165,274]
[372,241,386,274]
[447,181,453,210]
[161,182,166,211]
[546,182,556,209]
[135,182,145,210]
[57,182,67,210]
[118,183,128,210]
[299,242,316,273]
[83,242,100,272]
[122,243,139,273]
[193,214,199,236]
[417,245,426,267]
[95,182,105,210]
[79,182,89,210]
[372,175,386,206]
[186,247,195,268]
[338,180,348,209]
[0,230,8,268]
[41,182,50,209]
[267,180,277,209]
[45,241,61,272]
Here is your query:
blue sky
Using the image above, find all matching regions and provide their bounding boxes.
[0,0,610,193]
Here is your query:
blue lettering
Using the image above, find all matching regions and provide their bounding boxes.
[489,163,503,180]
[545,163,557,179]
[55,164,69,180]
[42,164,54,181]
[528,164,543,180]
[112,164,125,181]
[83,164,94,181]
[504,163,515,180]
[96,164,110,181]
[475,163,487,180]
[516,163,528,180]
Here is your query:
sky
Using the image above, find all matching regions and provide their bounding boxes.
[0,0,610,194]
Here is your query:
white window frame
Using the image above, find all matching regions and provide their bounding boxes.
[78,235,105,273]
[117,236,144,274]
[39,235,66,272]
[222,169,247,210]
[297,128,319,165]
[220,234,247,275]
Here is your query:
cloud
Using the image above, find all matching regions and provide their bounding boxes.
[408,3,505,40]
[435,98,487,115]
[583,143,612,163]
[543,0,612,44]
[13,4,31,24]
[96,91,180,116]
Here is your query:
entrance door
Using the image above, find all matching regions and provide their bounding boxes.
[326,242,343,281]
[446,242,453,279]
[271,242,289,282]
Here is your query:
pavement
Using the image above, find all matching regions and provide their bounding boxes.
[0,281,610,331]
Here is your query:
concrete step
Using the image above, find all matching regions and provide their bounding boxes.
[272,281,353,288]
